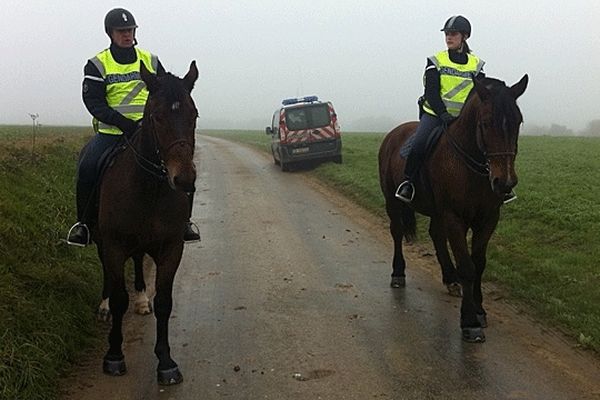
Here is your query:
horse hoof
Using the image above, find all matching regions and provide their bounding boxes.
[446,282,462,297]
[477,313,488,328]
[462,327,486,343]
[157,367,183,386]
[390,276,406,288]
[103,358,127,376]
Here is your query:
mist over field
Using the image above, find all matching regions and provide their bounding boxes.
[1,1,599,135]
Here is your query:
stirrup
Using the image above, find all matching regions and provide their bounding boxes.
[184,221,201,243]
[503,190,517,204]
[394,181,415,202]
[66,223,90,247]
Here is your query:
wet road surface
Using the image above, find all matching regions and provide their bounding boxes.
[63,135,600,400]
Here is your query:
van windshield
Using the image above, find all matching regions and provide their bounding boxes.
[285,104,331,131]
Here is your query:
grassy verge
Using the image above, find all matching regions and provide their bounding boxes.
[0,126,102,400]
[202,129,600,353]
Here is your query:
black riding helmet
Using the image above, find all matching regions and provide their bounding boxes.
[441,15,471,37]
[104,8,138,35]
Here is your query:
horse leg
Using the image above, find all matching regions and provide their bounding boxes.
[153,244,184,385]
[444,214,484,343]
[101,246,129,376]
[471,212,500,329]
[428,218,461,297]
[133,253,153,315]
[387,206,407,288]
[96,243,111,322]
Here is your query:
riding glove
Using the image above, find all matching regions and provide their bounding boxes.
[122,119,142,137]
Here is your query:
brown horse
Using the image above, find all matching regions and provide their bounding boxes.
[378,75,528,342]
[91,61,198,384]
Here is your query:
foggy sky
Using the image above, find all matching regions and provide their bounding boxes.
[1,1,599,132]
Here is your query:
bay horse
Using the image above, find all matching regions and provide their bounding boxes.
[378,75,528,342]
[91,61,198,384]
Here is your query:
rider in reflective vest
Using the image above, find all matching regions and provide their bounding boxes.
[396,15,492,203]
[67,8,201,246]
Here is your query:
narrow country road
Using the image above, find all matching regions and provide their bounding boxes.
[62,135,600,400]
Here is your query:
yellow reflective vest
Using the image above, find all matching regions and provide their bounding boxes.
[422,50,485,117]
[89,48,158,135]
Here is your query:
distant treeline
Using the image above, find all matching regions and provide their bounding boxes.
[520,119,600,136]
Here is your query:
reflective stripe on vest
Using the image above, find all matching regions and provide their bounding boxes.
[422,50,485,117]
[90,48,158,135]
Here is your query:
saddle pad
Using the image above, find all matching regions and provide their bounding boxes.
[399,125,445,159]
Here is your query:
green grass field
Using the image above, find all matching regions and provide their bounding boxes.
[1,126,598,399]
[0,126,103,400]
[202,129,600,353]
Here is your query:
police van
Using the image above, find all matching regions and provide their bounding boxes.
[265,95,342,171]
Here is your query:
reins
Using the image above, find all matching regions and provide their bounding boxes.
[445,129,490,176]
[122,123,168,180]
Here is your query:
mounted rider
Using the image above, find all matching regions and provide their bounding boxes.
[67,8,201,246]
[396,16,514,204]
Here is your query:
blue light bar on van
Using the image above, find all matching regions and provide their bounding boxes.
[281,95,319,106]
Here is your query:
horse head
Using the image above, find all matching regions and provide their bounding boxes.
[140,61,199,193]
[472,75,528,197]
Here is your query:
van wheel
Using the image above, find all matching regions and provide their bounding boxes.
[271,149,280,165]
[333,155,343,164]
[281,161,290,172]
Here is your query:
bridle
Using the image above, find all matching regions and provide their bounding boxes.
[123,112,195,180]
[446,114,516,177]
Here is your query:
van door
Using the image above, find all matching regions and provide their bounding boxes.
[271,109,281,161]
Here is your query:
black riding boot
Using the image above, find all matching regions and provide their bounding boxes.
[395,147,422,202]
[66,180,95,246]
[183,192,201,242]
[395,181,415,202]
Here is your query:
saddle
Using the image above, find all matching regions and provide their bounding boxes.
[80,137,129,225]
[399,125,445,159]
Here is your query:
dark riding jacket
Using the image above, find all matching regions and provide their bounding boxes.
[82,44,165,135]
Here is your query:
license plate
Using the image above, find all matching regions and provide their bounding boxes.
[292,147,309,154]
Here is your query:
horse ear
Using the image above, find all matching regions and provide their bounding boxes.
[140,61,158,93]
[182,60,199,92]
[510,74,529,99]
[473,75,491,102]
